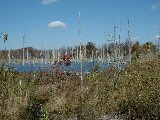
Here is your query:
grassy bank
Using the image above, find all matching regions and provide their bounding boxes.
[0,54,160,120]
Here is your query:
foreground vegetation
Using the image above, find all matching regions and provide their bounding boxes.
[0,53,160,120]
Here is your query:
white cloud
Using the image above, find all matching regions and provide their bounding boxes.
[153,24,158,28]
[154,35,160,39]
[152,35,160,40]
[150,2,160,10]
[133,36,140,41]
[153,24,160,30]
[48,21,67,29]
[42,0,57,5]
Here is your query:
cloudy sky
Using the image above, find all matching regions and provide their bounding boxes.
[0,0,160,49]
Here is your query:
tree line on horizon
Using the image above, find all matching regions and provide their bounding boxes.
[0,40,158,60]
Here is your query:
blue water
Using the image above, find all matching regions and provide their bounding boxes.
[2,61,126,73]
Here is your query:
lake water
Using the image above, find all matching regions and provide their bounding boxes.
[2,61,126,73]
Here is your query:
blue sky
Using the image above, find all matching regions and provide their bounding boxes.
[0,0,160,50]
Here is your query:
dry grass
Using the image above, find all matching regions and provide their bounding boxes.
[0,54,160,119]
